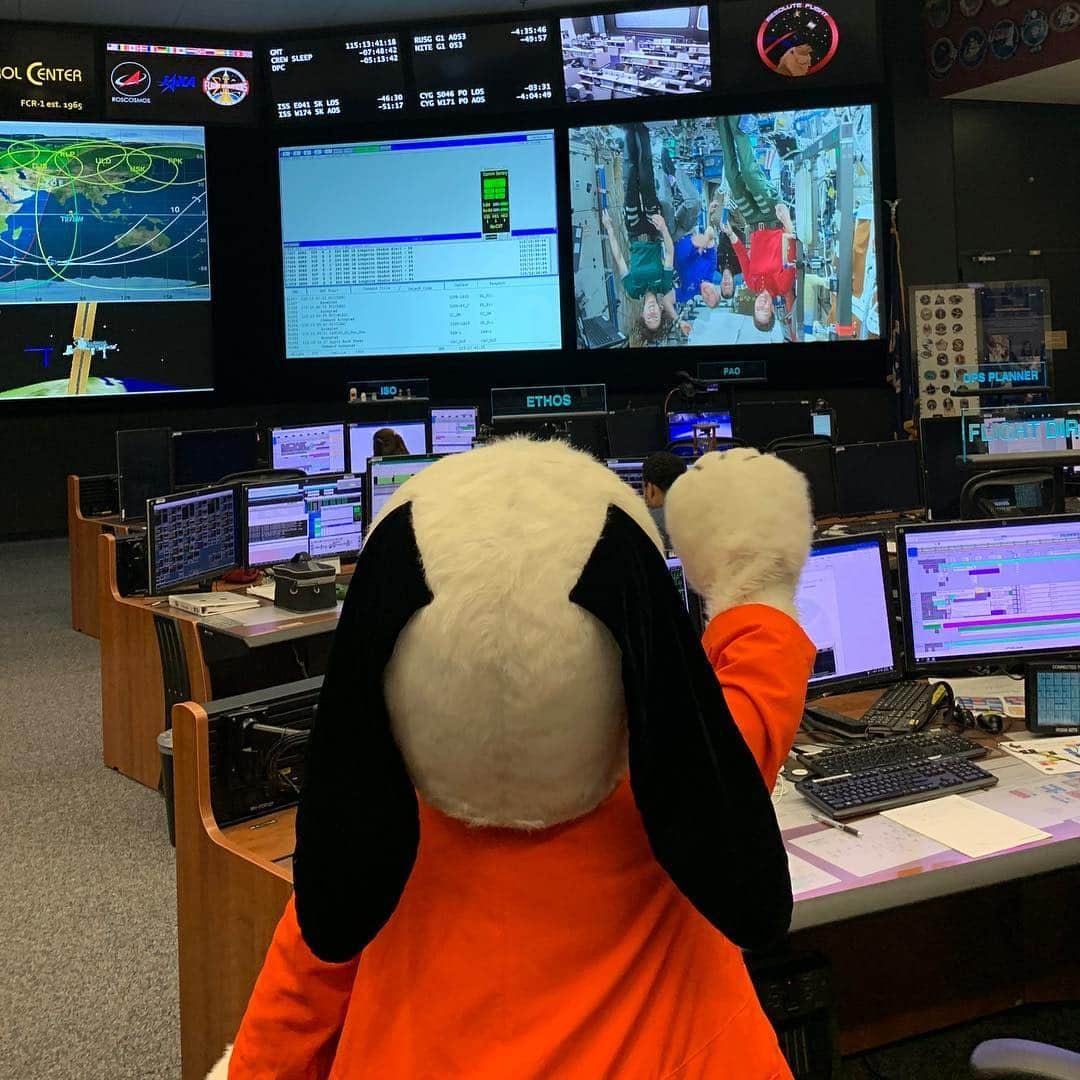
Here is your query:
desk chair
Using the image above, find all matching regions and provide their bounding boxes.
[970,1039,1080,1078]
[960,469,1061,520]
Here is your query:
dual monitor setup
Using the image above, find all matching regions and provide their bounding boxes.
[796,518,1080,732]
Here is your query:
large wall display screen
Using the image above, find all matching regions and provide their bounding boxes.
[569,105,880,349]
[279,130,561,358]
[0,121,213,399]
[0,27,97,120]
[710,1,882,90]
[410,20,557,112]
[104,41,257,124]
[560,6,712,102]
[267,34,407,122]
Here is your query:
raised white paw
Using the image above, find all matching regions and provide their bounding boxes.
[664,449,813,620]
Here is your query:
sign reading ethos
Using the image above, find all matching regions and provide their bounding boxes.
[491,383,608,420]
[0,28,97,118]
[104,41,257,124]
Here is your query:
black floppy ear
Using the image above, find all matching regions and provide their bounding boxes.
[293,502,433,963]
[569,505,792,949]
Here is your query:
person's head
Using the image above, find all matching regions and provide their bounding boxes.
[637,291,674,343]
[753,289,776,332]
[720,268,735,300]
[700,280,720,308]
[373,428,409,457]
[641,451,687,509]
[642,290,663,331]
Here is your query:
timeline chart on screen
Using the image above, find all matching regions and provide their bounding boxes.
[278,130,561,358]
[0,27,97,120]
[410,20,558,112]
[267,34,407,122]
[104,41,257,124]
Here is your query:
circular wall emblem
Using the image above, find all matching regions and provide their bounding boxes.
[1051,1,1080,29]
[111,61,151,97]
[203,66,249,107]
[990,18,1021,55]
[960,25,990,64]
[1022,7,1051,47]
[926,0,953,29]
[960,0,985,14]
[756,3,841,77]
[930,35,960,75]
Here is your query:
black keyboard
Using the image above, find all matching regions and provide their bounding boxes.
[582,315,625,349]
[861,681,937,736]
[797,729,987,778]
[795,758,998,820]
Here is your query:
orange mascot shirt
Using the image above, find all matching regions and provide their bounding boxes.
[230,604,815,1079]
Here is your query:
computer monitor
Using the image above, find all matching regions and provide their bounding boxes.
[116,427,172,522]
[278,129,561,358]
[147,485,240,595]
[835,441,924,517]
[736,400,812,449]
[244,474,364,568]
[431,407,479,455]
[796,535,899,694]
[667,554,704,634]
[606,407,666,458]
[348,420,429,472]
[898,516,1080,672]
[270,423,347,476]
[774,443,838,519]
[171,426,261,490]
[366,455,441,527]
[667,411,733,444]
[607,459,645,496]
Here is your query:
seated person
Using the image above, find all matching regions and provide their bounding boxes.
[642,451,687,549]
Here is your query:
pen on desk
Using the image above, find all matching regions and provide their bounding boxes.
[810,813,861,838]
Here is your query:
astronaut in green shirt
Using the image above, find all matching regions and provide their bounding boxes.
[602,123,677,343]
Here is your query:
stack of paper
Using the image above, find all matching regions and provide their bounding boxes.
[883,796,1051,858]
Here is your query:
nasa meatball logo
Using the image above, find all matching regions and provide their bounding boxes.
[757,3,840,78]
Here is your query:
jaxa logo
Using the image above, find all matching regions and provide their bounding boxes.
[159,73,197,93]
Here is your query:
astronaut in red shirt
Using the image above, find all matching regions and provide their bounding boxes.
[721,202,797,340]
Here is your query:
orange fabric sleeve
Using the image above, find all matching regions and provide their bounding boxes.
[229,896,359,1079]
[701,604,816,790]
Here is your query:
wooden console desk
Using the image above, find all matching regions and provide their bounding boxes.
[98,531,346,789]
[68,474,129,638]
[171,686,1080,1076]
[173,701,293,1080]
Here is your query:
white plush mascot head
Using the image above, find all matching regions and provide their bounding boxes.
[291,438,812,966]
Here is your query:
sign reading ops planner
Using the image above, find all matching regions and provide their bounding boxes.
[0,28,96,119]
[491,383,608,420]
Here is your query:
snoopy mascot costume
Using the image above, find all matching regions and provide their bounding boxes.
[211,437,816,1079]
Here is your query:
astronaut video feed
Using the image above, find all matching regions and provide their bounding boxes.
[0,120,213,399]
[570,106,880,350]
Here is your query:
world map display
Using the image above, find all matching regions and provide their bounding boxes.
[0,122,209,303]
